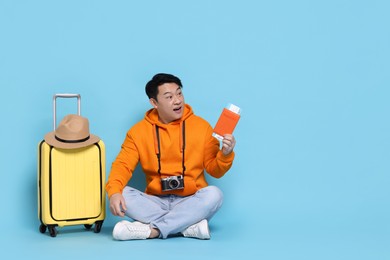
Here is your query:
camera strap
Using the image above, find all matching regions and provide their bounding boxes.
[155,120,186,177]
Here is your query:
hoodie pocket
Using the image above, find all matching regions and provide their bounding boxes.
[183,178,198,195]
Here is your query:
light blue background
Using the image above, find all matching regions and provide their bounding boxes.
[1,0,389,259]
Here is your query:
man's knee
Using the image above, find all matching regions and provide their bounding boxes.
[197,186,224,210]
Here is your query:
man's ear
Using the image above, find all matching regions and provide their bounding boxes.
[149,98,158,108]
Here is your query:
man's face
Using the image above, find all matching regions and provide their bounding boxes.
[150,82,185,124]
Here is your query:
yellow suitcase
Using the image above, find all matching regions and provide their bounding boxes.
[38,94,105,237]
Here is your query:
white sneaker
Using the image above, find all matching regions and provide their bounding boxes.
[112,220,151,240]
[182,219,210,239]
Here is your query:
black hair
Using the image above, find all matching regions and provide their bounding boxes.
[145,73,183,100]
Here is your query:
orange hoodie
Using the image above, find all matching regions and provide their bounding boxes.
[105,104,235,197]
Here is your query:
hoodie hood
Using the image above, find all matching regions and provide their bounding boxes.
[145,104,193,155]
[144,104,193,127]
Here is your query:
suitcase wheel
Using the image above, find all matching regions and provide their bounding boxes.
[39,224,47,234]
[48,225,57,237]
[39,223,57,237]
[94,220,104,233]
[84,224,92,230]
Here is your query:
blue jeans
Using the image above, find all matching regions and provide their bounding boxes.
[122,185,223,239]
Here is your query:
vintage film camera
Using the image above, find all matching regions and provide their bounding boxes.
[161,175,184,191]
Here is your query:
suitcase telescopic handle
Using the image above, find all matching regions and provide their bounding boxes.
[53,94,81,131]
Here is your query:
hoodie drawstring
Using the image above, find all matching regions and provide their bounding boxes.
[154,124,161,175]
[154,121,186,177]
[152,124,160,155]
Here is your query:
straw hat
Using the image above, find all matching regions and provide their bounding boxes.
[44,114,100,149]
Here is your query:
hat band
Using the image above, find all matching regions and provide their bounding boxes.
[55,135,90,144]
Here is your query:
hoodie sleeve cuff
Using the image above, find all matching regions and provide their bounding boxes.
[105,185,123,198]
[217,150,235,162]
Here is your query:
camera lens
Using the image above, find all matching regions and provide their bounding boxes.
[169,179,179,189]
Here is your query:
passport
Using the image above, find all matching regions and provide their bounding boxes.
[213,104,241,141]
